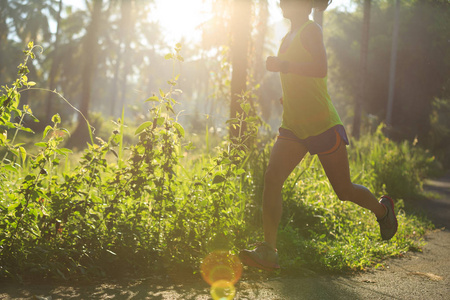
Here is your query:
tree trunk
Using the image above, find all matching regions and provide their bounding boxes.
[352,0,371,139]
[386,0,400,126]
[119,0,133,117]
[110,48,122,117]
[253,0,268,85]
[67,0,103,148]
[0,4,8,84]
[230,0,252,141]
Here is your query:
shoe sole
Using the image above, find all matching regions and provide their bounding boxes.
[239,252,280,271]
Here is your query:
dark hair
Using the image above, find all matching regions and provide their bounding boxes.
[313,0,332,12]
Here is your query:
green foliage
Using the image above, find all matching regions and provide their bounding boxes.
[0,42,40,173]
[0,44,439,282]
[357,124,437,199]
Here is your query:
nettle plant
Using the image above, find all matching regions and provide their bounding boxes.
[0,42,39,173]
[0,43,77,278]
[0,42,266,280]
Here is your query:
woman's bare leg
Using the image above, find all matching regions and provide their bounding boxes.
[263,139,309,249]
[318,144,386,219]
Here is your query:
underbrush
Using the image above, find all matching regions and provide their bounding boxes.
[0,43,437,282]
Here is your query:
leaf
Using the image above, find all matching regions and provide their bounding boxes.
[43,125,53,139]
[173,122,185,138]
[35,142,47,148]
[58,129,69,138]
[159,89,165,98]
[135,121,153,135]
[213,174,226,184]
[27,81,36,87]
[56,148,73,156]
[241,102,251,115]
[235,169,245,176]
[110,149,118,158]
[2,164,18,173]
[18,146,26,164]
[226,118,239,125]
[145,96,160,102]
[155,117,165,126]
[164,53,174,60]
[51,113,61,124]
[19,127,34,133]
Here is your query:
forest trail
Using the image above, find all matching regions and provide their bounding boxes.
[1,173,449,300]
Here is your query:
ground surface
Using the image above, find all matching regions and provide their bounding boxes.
[1,173,449,300]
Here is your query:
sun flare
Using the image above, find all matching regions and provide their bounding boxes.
[151,0,212,44]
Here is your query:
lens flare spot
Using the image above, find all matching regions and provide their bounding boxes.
[210,280,236,300]
[201,250,243,286]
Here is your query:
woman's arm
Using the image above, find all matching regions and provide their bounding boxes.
[266,23,328,78]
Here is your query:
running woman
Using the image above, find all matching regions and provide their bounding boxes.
[239,0,398,271]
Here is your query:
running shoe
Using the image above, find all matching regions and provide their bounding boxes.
[377,195,398,240]
[239,242,280,271]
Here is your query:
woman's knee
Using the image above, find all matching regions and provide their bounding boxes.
[333,184,355,201]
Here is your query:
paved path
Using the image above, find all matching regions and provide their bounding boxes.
[1,174,449,299]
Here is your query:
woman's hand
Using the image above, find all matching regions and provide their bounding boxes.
[266,56,282,72]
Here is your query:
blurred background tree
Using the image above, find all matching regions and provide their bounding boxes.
[326,0,449,160]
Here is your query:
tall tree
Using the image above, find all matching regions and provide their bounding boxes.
[108,0,134,117]
[0,1,9,84]
[393,0,449,143]
[252,0,269,85]
[327,0,449,144]
[352,0,371,139]
[67,0,103,148]
[118,0,134,117]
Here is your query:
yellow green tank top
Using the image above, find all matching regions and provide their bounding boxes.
[278,20,343,139]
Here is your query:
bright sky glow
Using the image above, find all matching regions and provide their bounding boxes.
[153,0,355,44]
[65,0,355,44]
[150,0,212,44]
[269,0,355,21]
